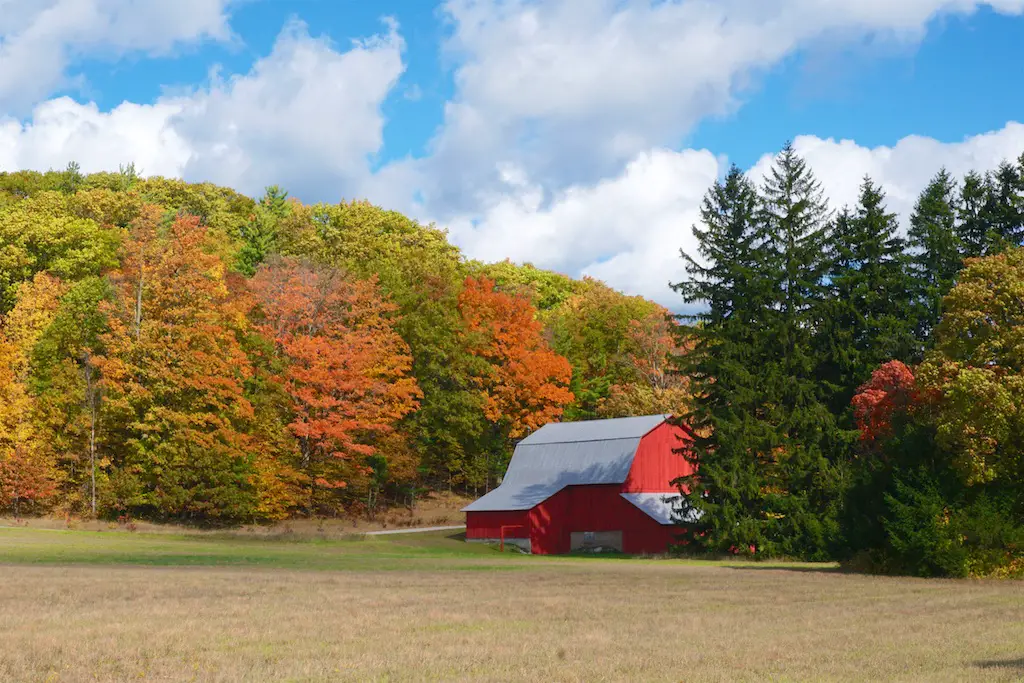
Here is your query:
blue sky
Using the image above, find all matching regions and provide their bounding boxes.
[2,0,1023,306]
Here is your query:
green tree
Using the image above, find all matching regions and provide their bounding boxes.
[983,159,1024,251]
[819,177,918,416]
[756,144,843,559]
[236,185,292,276]
[673,164,778,555]
[469,259,581,311]
[0,199,122,313]
[29,277,114,515]
[957,171,992,258]
[547,278,664,419]
[918,246,1024,487]
[907,169,963,343]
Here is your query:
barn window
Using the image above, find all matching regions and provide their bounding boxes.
[570,531,623,552]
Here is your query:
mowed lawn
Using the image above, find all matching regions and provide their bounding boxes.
[1,527,1023,682]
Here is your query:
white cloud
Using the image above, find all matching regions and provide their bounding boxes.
[0,97,191,177]
[173,19,406,199]
[448,123,1024,310]
[391,0,1024,218]
[0,19,406,199]
[0,0,236,113]
[750,123,1024,224]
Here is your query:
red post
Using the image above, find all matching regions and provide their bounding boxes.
[499,524,527,552]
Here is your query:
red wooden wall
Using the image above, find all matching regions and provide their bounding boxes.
[528,484,679,554]
[465,510,531,540]
[622,421,694,493]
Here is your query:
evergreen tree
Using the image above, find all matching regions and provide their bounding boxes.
[820,177,918,415]
[673,165,776,554]
[756,144,842,559]
[907,169,962,343]
[957,171,992,258]
[675,148,843,560]
[236,185,291,276]
[983,159,1024,251]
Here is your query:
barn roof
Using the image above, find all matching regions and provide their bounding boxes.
[620,492,701,524]
[462,414,670,513]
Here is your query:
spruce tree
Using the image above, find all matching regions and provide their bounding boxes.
[957,171,992,258]
[820,177,918,410]
[673,165,776,554]
[907,169,962,344]
[756,144,843,559]
[983,159,1024,250]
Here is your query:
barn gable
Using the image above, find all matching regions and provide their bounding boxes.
[462,415,671,513]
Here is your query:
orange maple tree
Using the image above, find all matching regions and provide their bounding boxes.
[250,257,420,514]
[458,275,574,439]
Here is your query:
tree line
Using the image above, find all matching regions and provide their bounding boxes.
[0,165,689,523]
[674,145,1024,578]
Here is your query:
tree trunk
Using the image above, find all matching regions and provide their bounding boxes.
[134,260,144,341]
[84,357,99,517]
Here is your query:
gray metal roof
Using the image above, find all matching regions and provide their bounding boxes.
[620,492,702,525]
[519,414,670,445]
[462,415,669,513]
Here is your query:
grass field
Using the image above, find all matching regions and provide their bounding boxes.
[2,526,1023,682]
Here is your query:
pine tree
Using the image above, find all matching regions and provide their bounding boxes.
[820,177,918,415]
[673,165,778,554]
[907,169,962,344]
[957,171,992,258]
[756,144,842,559]
[984,159,1024,251]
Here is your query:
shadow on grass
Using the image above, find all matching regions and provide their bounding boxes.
[973,657,1024,671]
[445,532,467,542]
[720,564,845,575]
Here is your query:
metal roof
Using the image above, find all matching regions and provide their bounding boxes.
[462,415,670,513]
[519,414,670,445]
[620,492,701,525]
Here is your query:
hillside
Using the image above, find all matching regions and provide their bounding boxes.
[0,165,690,523]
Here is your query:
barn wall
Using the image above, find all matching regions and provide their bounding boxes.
[465,510,530,540]
[622,421,694,493]
[528,484,679,555]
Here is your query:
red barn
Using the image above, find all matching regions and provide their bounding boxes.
[463,414,696,555]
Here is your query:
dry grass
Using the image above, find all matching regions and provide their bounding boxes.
[1,528,1022,682]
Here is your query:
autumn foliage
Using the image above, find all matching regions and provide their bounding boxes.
[96,209,259,520]
[851,360,920,448]
[250,257,420,513]
[0,172,677,522]
[458,276,574,439]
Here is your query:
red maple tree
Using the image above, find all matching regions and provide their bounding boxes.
[250,257,420,513]
[851,360,920,448]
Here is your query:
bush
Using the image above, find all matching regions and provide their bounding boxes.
[871,471,1024,578]
[882,471,968,577]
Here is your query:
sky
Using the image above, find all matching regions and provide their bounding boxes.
[1,0,1023,308]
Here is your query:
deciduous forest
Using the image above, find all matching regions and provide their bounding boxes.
[0,163,686,524]
[2,144,1022,578]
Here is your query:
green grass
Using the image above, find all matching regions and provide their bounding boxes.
[0,527,519,572]
[0,526,832,573]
